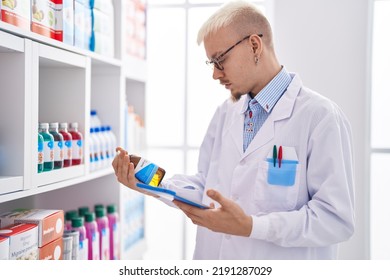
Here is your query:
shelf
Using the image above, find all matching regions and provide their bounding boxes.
[0,0,148,259]
[0,167,114,204]
[0,21,122,70]
[0,176,24,196]
[0,29,24,52]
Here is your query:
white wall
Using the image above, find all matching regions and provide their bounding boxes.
[272,0,370,259]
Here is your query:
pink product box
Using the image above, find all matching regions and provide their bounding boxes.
[0,223,39,260]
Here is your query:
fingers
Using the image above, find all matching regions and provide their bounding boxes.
[112,146,125,176]
[206,189,228,207]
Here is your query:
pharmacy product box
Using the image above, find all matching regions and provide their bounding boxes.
[92,8,113,36]
[31,0,63,41]
[0,209,64,247]
[39,237,63,260]
[0,235,9,260]
[0,223,39,260]
[74,0,85,48]
[63,0,74,45]
[0,0,31,30]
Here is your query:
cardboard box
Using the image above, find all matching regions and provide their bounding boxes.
[0,235,9,260]
[39,237,63,260]
[0,209,64,247]
[31,0,63,41]
[0,0,31,30]
[0,223,39,260]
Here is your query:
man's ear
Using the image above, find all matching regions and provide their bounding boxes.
[250,35,262,54]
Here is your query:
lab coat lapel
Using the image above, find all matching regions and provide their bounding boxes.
[224,97,246,156]
[242,74,302,158]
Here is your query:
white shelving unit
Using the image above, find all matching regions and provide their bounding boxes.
[0,1,147,259]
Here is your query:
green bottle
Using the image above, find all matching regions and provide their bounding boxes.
[39,122,54,172]
[37,133,44,173]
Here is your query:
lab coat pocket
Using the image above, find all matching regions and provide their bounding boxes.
[255,159,301,211]
[267,159,298,186]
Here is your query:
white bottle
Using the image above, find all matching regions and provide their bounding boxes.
[106,126,117,159]
[94,127,107,167]
[89,128,96,171]
[90,110,102,130]
[100,126,111,163]
[91,128,102,170]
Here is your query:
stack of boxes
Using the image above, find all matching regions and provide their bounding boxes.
[124,0,146,60]
[0,209,64,260]
[0,0,117,57]
[0,223,39,260]
[90,0,114,57]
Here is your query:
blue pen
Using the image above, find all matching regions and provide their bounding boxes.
[273,145,277,167]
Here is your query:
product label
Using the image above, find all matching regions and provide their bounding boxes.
[43,140,54,162]
[38,141,44,164]
[53,140,64,161]
[92,232,100,260]
[100,228,110,260]
[134,158,158,185]
[113,223,120,260]
[63,140,72,160]
[72,140,83,159]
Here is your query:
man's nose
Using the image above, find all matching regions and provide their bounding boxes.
[212,67,224,80]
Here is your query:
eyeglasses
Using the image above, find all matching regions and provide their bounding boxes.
[206,34,263,71]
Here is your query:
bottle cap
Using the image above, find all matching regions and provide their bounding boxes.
[59,122,68,129]
[95,207,106,218]
[94,204,104,211]
[69,122,79,129]
[84,212,96,222]
[39,123,49,129]
[78,206,89,217]
[65,210,78,221]
[71,216,84,228]
[107,204,117,214]
[49,122,59,129]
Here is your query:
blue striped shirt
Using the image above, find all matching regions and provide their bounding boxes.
[243,67,292,152]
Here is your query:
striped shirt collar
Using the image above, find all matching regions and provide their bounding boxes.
[240,66,292,114]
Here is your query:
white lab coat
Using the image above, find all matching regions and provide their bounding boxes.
[163,73,355,259]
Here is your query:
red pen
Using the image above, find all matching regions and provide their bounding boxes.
[278,146,283,168]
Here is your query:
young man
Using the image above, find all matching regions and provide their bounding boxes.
[113,0,355,259]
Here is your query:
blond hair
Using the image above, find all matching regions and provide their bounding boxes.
[197,0,273,49]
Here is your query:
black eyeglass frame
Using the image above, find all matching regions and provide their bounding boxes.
[206,33,263,71]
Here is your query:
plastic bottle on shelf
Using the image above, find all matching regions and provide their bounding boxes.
[84,211,100,260]
[106,126,117,159]
[94,127,107,167]
[100,126,111,164]
[107,204,120,260]
[65,210,78,231]
[49,122,64,169]
[89,128,100,171]
[69,122,83,165]
[63,229,79,260]
[59,122,73,167]
[39,122,54,172]
[71,216,88,260]
[37,133,44,173]
[95,207,110,260]
[90,110,102,129]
